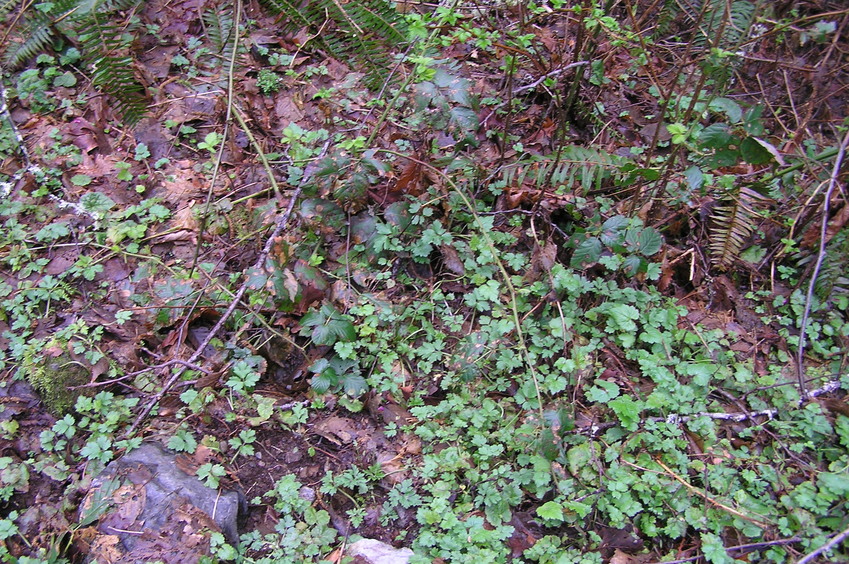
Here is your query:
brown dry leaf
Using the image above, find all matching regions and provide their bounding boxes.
[609,549,637,564]
[802,202,849,249]
[170,202,199,232]
[395,159,424,196]
[440,244,465,275]
[377,450,409,485]
[158,161,207,204]
[75,153,120,180]
[88,534,124,563]
[275,96,305,123]
[314,416,359,444]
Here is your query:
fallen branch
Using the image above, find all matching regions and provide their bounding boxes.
[796,524,849,564]
[796,128,849,397]
[655,536,803,564]
[125,185,302,437]
[576,379,843,437]
[651,458,772,528]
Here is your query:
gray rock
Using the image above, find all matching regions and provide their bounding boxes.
[347,538,414,564]
[83,442,243,563]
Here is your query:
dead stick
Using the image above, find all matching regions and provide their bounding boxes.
[125,187,302,437]
[652,458,772,528]
[796,524,849,564]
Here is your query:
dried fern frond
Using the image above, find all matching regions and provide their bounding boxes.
[502,146,627,195]
[709,186,770,270]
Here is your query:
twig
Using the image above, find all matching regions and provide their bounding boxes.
[654,537,802,564]
[796,128,849,399]
[652,458,772,528]
[796,524,849,564]
[572,379,842,437]
[125,183,303,437]
[513,62,590,94]
[0,69,41,197]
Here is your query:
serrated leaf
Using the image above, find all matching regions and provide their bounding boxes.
[571,237,602,268]
[626,227,662,256]
[698,124,733,149]
[537,501,564,521]
[609,396,641,431]
[312,317,356,346]
[311,372,335,394]
[714,148,741,167]
[685,166,704,190]
[621,254,644,276]
[244,267,269,290]
[71,174,92,186]
[586,379,620,403]
[601,215,629,232]
[342,373,368,396]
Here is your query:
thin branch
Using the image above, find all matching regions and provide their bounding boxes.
[513,61,590,94]
[796,128,849,398]
[655,536,803,564]
[125,182,304,437]
[652,458,772,528]
[796,524,849,564]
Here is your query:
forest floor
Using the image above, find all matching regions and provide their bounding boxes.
[1,0,849,562]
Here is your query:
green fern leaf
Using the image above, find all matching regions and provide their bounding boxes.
[260,0,407,88]
[203,4,235,55]
[77,9,147,125]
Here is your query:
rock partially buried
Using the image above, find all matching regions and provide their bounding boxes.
[80,442,242,563]
[347,538,415,564]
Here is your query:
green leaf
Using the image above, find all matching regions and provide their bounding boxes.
[586,379,620,403]
[621,254,644,276]
[312,317,356,346]
[698,124,733,149]
[342,373,368,396]
[609,396,641,431]
[537,501,564,521]
[740,136,774,165]
[311,371,335,394]
[685,166,704,190]
[709,97,742,123]
[53,71,77,87]
[80,192,115,214]
[571,237,602,268]
[626,227,663,256]
[71,174,92,186]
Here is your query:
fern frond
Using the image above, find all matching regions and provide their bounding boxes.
[77,8,147,125]
[709,186,770,270]
[261,0,407,88]
[502,146,627,196]
[0,0,19,20]
[2,22,57,69]
[203,4,235,55]
[658,0,756,51]
[260,0,312,32]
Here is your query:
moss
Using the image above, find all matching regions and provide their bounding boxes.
[25,352,90,415]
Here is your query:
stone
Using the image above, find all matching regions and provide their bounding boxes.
[347,538,415,564]
[82,442,243,563]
